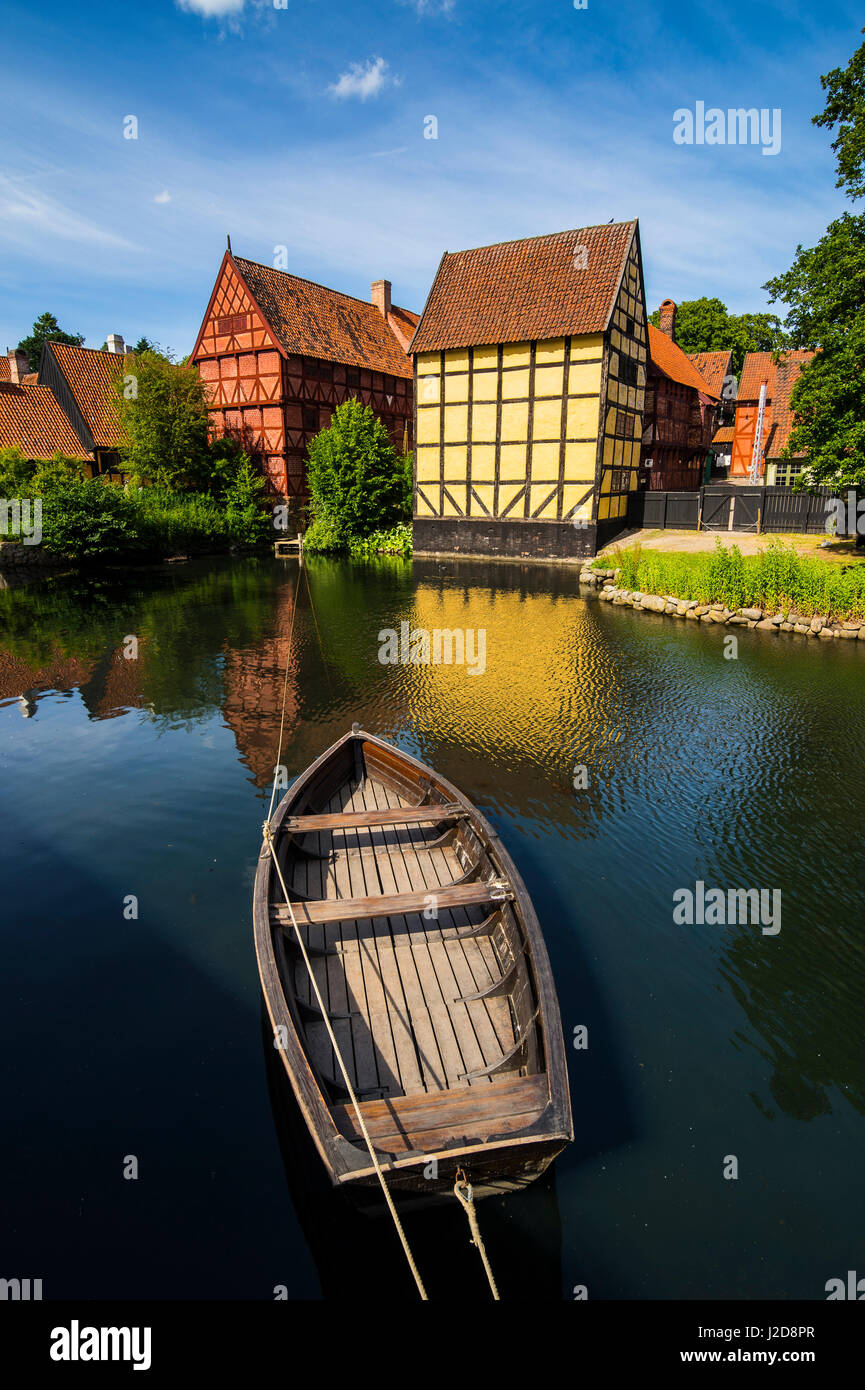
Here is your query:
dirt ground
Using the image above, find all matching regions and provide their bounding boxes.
[596,528,865,566]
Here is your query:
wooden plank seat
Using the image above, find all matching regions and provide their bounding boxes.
[284,804,465,833]
[271,880,509,927]
[331,1074,550,1156]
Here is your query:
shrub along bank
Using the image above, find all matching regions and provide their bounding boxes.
[589,539,865,622]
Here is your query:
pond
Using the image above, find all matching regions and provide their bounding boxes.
[1,553,863,1301]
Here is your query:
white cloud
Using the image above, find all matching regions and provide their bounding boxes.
[175,0,246,15]
[328,57,392,101]
[401,0,455,12]
[154,190,172,204]
[0,174,137,251]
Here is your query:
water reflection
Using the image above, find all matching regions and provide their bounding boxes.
[1,553,864,1298]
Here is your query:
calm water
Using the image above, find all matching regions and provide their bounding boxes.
[1,554,863,1301]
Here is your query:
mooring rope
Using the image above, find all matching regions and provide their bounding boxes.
[263,556,427,1301]
[262,823,428,1300]
[453,1169,500,1300]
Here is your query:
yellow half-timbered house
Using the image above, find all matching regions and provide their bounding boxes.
[410,221,647,558]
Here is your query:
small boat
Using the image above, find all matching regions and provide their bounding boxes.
[253,727,572,1201]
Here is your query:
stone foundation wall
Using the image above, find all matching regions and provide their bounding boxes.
[579,567,865,641]
[413,517,596,561]
[0,543,63,570]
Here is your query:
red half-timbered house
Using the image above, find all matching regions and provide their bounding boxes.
[190,248,418,500]
[639,302,722,491]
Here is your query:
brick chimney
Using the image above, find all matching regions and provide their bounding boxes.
[106,334,126,355]
[371,280,392,318]
[8,349,29,383]
[657,300,677,341]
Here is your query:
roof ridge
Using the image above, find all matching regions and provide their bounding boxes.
[233,254,409,314]
[438,220,637,259]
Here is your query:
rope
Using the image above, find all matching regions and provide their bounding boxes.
[262,552,426,1300]
[266,559,303,827]
[262,823,428,1300]
[453,1169,500,1300]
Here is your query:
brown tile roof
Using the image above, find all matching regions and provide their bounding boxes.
[737,349,813,403]
[648,325,720,398]
[47,342,133,448]
[0,381,92,460]
[687,350,732,398]
[22,372,38,386]
[764,353,815,458]
[410,221,638,353]
[0,359,10,382]
[711,425,735,444]
[233,256,416,378]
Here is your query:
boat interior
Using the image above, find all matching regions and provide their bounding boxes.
[268,735,547,1153]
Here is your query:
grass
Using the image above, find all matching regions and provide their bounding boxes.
[592,538,865,620]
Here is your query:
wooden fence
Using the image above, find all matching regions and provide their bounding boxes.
[626,485,840,536]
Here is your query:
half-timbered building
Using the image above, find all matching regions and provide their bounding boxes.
[730,350,814,485]
[409,221,648,559]
[190,248,418,501]
[37,340,133,476]
[638,303,722,491]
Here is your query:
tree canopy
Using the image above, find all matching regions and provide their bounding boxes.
[115,350,212,489]
[305,399,410,546]
[647,298,784,377]
[763,29,865,487]
[16,312,84,373]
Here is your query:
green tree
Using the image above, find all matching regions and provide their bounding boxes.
[16,312,84,373]
[762,31,865,491]
[648,297,784,376]
[305,399,409,545]
[813,27,865,200]
[115,351,211,489]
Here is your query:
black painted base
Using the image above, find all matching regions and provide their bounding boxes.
[412,516,600,561]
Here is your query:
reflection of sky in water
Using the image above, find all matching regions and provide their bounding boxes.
[1,554,864,1299]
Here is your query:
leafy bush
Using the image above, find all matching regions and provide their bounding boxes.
[39,477,142,559]
[303,516,348,553]
[115,351,212,489]
[597,538,865,619]
[305,399,410,544]
[348,523,413,558]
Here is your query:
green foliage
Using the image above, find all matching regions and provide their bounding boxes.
[16,312,84,373]
[0,446,36,497]
[116,351,212,489]
[813,27,865,201]
[785,317,865,486]
[599,539,865,619]
[305,399,410,544]
[763,213,865,349]
[348,523,413,558]
[647,298,784,377]
[38,477,142,560]
[303,516,348,553]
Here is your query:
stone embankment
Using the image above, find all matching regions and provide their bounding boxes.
[580,567,865,640]
[0,543,63,570]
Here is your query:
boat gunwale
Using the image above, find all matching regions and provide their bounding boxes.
[253,728,573,1187]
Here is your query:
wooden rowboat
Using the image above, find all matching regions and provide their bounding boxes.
[253,727,573,1201]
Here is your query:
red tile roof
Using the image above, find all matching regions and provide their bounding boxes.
[737,349,813,402]
[764,354,815,458]
[410,221,638,353]
[47,342,132,448]
[233,256,416,378]
[687,350,732,398]
[0,359,10,382]
[711,425,735,444]
[0,381,92,460]
[648,325,720,398]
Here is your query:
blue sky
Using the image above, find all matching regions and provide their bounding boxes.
[0,0,861,356]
